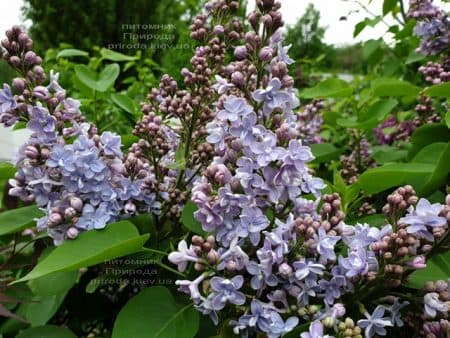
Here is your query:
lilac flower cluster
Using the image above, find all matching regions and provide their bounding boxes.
[409,0,450,55]
[171,179,450,337]
[167,1,450,337]
[1,27,141,244]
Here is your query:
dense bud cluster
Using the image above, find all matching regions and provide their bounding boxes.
[296,99,324,145]
[340,137,375,184]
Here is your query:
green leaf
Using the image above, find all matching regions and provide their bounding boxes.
[358,163,435,195]
[383,0,397,15]
[412,142,450,195]
[338,99,398,129]
[19,293,67,327]
[181,201,205,235]
[446,111,450,128]
[363,40,382,60]
[0,206,43,237]
[372,146,408,164]
[407,251,450,288]
[300,78,352,99]
[0,162,15,179]
[100,48,137,62]
[111,93,137,114]
[16,325,77,338]
[56,49,89,59]
[74,63,120,92]
[310,143,341,163]
[283,323,310,338]
[405,50,426,64]
[408,124,450,159]
[14,221,149,283]
[112,286,199,338]
[165,146,186,170]
[371,78,421,97]
[354,214,387,228]
[424,82,450,99]
[354,20,367,37]
[28,270,78,297]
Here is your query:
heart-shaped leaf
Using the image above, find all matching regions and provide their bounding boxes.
[74,63,120,92]
[112,286,199,338]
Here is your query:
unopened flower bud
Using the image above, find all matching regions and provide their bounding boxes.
[259,46,273,61]
[70,197,83,212]
[234,46,248,60]
[66,227,79,239]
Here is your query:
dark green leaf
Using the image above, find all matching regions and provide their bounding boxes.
[181,201,205,235]
[0,206,43,236]
[407,251,450,288]
[16,325,77,338]
[14,221,149,283]
[112,286,199,338]
[383,0,397,15]
[408,124,450,159]
[0,162,15,179]
[412,142,450,195]
[28,270,78,297]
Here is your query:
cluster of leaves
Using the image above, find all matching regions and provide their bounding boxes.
[0,0,448,337]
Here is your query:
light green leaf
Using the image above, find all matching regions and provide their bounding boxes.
[446,111,450,128]
[405,50,426,64]
[358,163,435,195]
[100,48,137,62]
[56,49,89,59]
[310,143,341,163]
[111,93,137,114]
[372,146,408,164]
[165,146,186,170]
[424,82,450,99]
[300,78,352,98]
[74,63,120,92]
[112,286,199,338]
[338,99,398,129]
[0,206,43,237]
[371,78,421,97]
[14,221,149,283]
[16,325,77,338]
[181,201,205,235]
